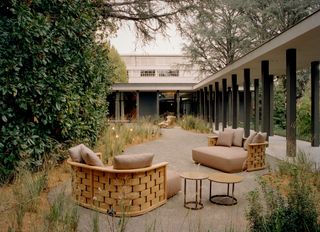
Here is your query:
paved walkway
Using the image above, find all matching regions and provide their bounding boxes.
[267,135,320,166]
[51,127,280,232]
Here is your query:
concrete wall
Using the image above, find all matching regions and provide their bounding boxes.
[139,92,157,117]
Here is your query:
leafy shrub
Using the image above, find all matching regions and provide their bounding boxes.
[247,153,320,232]
[178,115,210,133]
[0,0,113,182]
[297,88,311,141]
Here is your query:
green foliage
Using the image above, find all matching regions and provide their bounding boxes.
[178,115,210,133]
[0,0,113,182]
[273,78,286,130]
[247,153,320,232]
[297,86,311,141]
[106,43,127,83]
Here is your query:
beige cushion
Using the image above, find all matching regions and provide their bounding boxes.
[244,132,257,150]
[166,170,181,199]
[252,132,267,143]
[68,144,84,163]
[81,145,104,166]
[113,153,154,170]
[225,128,244,147]
[216,131,234,147]
[192,146,247,173]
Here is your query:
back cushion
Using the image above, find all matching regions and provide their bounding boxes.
[68,144,84,163]
[252,132,267,144]
[216,131,234,147]
[225,128,244,147]
[81,145,104,166]
[243,132,257,150]
[113,153,154,170]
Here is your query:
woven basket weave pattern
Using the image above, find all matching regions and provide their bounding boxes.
[70,162,167,216]
[247,143,267,171]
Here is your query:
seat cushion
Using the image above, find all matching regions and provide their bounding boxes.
[166,170,181,199]
[113,153,154,170]
[192,146,247,173]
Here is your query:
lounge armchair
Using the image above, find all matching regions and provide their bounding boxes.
[159,115,176,128]
[67,147,181,216]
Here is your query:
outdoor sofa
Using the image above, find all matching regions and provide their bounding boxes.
[67,145,180,216]
[158,115,176,128]
[192,128,268,173]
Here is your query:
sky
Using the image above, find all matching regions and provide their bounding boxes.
[109,23,185,55]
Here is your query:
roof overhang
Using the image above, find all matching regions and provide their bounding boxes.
[112,83,194,92]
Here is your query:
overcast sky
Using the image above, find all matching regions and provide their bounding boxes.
[109,23,185,55]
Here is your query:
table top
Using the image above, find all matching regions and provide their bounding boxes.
[180,172,208,180]
[208,173,244,184]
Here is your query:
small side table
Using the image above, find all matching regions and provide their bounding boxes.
[207,135,218,146]
[208,173,244,206]
[180,172,208,210]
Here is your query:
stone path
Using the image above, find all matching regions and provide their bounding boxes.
[51,127,279,232]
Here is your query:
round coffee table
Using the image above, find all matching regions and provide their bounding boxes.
[208,173,244,206]
[180,172,208,210]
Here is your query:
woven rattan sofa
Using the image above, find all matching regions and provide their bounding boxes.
[192,130,268,172]
[68,157,169,216]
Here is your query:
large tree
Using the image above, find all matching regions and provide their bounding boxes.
[180,0,320,75]
[179,0,252,75]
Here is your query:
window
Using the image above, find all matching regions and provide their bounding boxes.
[158,70,179,77]
[140,70,156,77]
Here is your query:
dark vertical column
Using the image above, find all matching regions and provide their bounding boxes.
[115,91,120,120]
[176,90,180,119]
[120,92,125,120]
[311,61,320,147]
[215,82,220,131]
[244,69,251,137]
[222,79,228,129]
[254,79,260,131]
[228,87,232,125]
[136,91,140,120]
[232,74,238,129]
[269,75,274,136]
[261,60,270,137]
[200,89,204,119]
[204,87,208,121]
[209,85,213,128]
[191,93,196,116]
[156,90,160,118]
[196,90,200,117]
[286,49,296,157]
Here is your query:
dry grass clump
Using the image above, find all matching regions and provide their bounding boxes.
[178,115,210,133]
[0,162,74,232]
[95,119,161,163]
